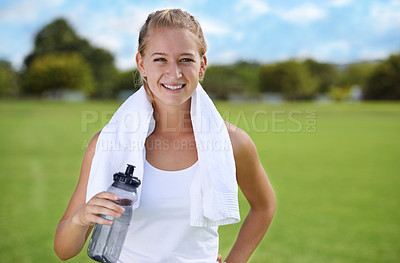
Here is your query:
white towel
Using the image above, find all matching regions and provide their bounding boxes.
[86,83,240,227]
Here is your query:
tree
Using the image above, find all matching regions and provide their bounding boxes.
[202,65,246,99]
[232,61,260,94]
[85,47,117,98]
[24,53,94,95]
[259,60,318,100]
[113,69,141,96]
[0,60,19,97]
[364,54,400,100]
[23,18,117,98]
[304,59,339,93]
[339,62,376,89]
[259,64,281,93]
[24,18,83,68]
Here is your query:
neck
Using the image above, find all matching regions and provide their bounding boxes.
[152,98,193,135]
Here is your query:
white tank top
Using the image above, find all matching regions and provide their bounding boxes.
[118,159,219,263]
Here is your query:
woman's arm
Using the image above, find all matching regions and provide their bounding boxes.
[224,122,276,263]
[54,131,125,260]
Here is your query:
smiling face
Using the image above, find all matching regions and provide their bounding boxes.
[136,28,207,107]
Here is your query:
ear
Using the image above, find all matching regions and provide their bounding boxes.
[136,53,147,77]
[199,55,207,77]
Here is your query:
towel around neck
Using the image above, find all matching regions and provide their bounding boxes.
[86,83,240,227]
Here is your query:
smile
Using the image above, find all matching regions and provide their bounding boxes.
[162,84,185,90]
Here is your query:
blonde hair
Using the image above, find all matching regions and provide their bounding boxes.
[137,9,207,100]
[138,9,207,57]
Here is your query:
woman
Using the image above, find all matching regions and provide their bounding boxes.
[54,9,275,263]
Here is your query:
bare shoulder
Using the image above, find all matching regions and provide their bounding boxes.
[224,121,259,166]
[85,130,101,158]
[224,120,274,211]
[79,130,101,187]
[59,130,101,221]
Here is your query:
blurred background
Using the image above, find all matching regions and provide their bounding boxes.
[0,0,399,262]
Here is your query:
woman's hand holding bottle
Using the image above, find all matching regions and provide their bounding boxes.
[72,191,125,227]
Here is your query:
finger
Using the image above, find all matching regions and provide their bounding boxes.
[217,254,222,263]
[94,191,119,201]
[89,197,125,214]
[86,205,122,219]
[86,213,114,226]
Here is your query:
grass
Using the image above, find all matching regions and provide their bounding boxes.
[0,100,399,262]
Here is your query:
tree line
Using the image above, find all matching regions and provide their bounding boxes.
[1,18,399,100]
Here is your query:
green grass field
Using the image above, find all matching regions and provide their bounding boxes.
[0,100,399,262]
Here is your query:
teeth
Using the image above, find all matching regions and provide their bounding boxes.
[164,84,183,90]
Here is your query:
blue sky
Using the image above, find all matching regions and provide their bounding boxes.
[0,0,399,70]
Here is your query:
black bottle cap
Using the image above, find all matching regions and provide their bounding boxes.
[112,164,141,191]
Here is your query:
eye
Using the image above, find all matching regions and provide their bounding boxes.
[180,58,194,62]
[154,58,167,62]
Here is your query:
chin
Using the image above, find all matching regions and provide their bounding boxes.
[166,98,190,107]
[151,90,193,107]
[154,95,191,107]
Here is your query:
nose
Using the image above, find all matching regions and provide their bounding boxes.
[165,61,182,79]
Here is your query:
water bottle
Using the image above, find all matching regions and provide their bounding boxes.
[88,164,141,263]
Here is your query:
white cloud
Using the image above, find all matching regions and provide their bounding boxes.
[235,0,270,16]
[0,0,65,24]
[108,6,152,35]
[233,31,245,42]
[275,3,327,25]
[200,18,232,35]
[65,4,235,69]
[210,50,239,64]
[315,40,351,61]
[68,5,152,57]
[327,0,353,8]
[370,0,400,32]
[91,35,124,52]
[358,48,391,61]
[11,54,26,70]
[290,41,353,62]
[0,1,37,23]
[295,49,316,60]
[116,56,137,70]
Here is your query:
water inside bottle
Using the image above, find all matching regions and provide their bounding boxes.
[102,204,132,262]
[88,201,133,263]
[116,198,133,206]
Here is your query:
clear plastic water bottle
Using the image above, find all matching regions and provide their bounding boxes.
[87,164,141,263]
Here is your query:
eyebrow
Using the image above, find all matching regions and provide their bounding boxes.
[151,52,196,57]
[151,52,167,57]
